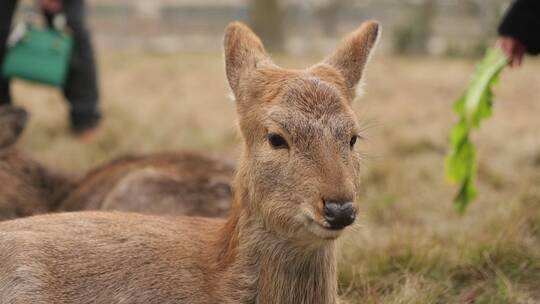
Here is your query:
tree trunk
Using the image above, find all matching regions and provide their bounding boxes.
[248,0,285,53]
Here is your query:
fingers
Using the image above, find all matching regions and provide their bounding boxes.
[514,44,525,67]
[497,37,513,66]
[497,37,527,68]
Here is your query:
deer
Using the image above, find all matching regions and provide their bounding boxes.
[0,106,75,221]
[0,105,233,220]
[0,20,380,304]
[59,151,235,217]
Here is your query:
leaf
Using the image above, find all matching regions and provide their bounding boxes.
[445,48,507,213]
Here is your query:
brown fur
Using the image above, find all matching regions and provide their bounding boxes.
[0,20,380,303]
[0,106,27,150]
[59,152,235,217]
[0,106,234,220]
[0,106,74,221]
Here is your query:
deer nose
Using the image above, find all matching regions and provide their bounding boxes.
[323,201,356,230]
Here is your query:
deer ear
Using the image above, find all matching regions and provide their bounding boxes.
[0,106,28,149]
[324,20,380,94]
[224,22,269,95]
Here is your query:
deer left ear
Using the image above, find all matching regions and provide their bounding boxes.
[224,22,270,97]
[324,20,380,95]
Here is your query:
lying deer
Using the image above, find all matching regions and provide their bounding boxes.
[0,20,379,303]
[59,151,234,217]
[0,106,74,221]
[0,106,233,220]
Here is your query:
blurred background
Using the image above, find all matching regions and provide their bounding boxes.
[17,0,513,56]
[10,0,540,303]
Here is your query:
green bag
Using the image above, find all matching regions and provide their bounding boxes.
[2,20,73,87]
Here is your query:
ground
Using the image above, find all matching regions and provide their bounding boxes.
[11,53,540,303]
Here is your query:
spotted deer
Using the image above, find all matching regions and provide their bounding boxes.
[0,20,380,303]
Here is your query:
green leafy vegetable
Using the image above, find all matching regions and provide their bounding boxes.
[446,48,507,213]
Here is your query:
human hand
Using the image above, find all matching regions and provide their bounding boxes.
[40,0,62,13]
[497,36,526,68]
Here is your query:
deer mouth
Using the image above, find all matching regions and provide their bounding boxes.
[309,221,344,240]
[300,213,344,240]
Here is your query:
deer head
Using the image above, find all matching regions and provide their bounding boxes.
[224,21,379,243]
[0,106,28,150]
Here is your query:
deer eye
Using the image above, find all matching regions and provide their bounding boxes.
[268,133,289,149]
[350,135,358,149]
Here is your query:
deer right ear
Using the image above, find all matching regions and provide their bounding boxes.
[224,22,269,96]
[324,20,380,96]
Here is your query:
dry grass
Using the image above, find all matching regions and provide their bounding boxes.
[11,52,540,303]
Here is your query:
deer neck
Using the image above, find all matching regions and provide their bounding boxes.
[214,179,338,304]
[5,150,74,210]
[250,234,338,304]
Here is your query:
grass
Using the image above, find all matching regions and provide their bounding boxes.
[11,52,540,303]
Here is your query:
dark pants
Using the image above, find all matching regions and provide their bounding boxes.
[0,0,101,132]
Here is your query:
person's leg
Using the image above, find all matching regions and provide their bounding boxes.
[0,0,18,105]
[45,0,101,133]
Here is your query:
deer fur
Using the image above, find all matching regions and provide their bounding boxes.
[59,152,234,217]
[0,106,27,151]
[0,106,74,221]
[0,105,232,221]
[0,20,380,304]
